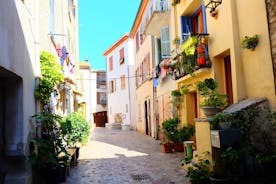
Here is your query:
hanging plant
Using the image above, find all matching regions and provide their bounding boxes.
[172,0,181,6]
[242,35,259,51]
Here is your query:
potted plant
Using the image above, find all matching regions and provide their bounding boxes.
[186,152,212,184]
[179,84,190,95]
[241,35,259,51]
[29,112,69,184]
[196,78,227,117]
[161,117,180,153]
[61,111,91,159]
[174,124,195,152]
[170,89,183,109]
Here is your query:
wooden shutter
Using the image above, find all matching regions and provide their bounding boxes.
[97,92,100,104]
[119,48,124,64]
[181,16,192,41]
[160,26,170,58]
[120,75,126,89]
[135,31,140,52]
[192,8,204,34]
[109,56,113,71]
[147,53,150,76]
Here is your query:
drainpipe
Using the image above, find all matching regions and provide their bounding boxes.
[127,58,132,128]
[151,36,158,139]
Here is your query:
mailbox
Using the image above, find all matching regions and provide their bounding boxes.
[211,129,240,148]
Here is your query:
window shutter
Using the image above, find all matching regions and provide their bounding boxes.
[97,92,100,104]
[180,16,192,41]
[119,48,124,64]
[160,26,170,58]
[107,81,111,93]
[147,53,150,76]
[109,57,113,71]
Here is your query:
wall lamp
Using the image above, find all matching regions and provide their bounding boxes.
[205,0,222,17]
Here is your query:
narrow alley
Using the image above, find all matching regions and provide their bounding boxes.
[64,128,190,184]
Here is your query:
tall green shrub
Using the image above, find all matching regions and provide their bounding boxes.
[61,111,91,146]
[35,51,64,105]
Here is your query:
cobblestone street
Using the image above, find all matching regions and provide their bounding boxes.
[64,128,190,184]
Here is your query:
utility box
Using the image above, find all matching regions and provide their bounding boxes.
[211,129,240,148]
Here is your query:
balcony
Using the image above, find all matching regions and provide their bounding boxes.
[144,0,171,37]
[164,34,211,80]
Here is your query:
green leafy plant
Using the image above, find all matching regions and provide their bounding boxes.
[242,34,259,50]
[186,152,212,183]
[162,117,180,143]
[170,89,183,107]
[196,78,227,108]
[209,112,237,129]
[35,51,64,105]
[29,112,69,170]
[179,84,190,95]
[177,124,195,142]
[61,111,91,146]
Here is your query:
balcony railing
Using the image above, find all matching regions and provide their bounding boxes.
[144,0,171,36]
[163,34,211,80]
[152,0,170,12]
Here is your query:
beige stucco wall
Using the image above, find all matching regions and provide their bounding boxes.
[135,35,155,135]
[173,0,276,159]
[205,0,276,107]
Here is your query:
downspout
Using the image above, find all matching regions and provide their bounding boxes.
[151,36,158,139]
[127,57,132,128]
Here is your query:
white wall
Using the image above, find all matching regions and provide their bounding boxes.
[106,38,135,125]
[80,67,92,122]
[0,0,38,156]
[127,39,137,129]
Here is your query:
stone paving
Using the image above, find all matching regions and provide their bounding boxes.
[64,127,190,184]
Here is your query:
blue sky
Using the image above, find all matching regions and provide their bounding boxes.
[78,1,141,69]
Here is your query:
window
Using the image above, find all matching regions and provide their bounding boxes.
[120,75,126,90]
[119,48,124,65]
[97,92,107,105]
[192,8,204,34]
[181,4,206,41]
[135,31,140,52]
[160,26,170,58]
[97,72,106,88]
[136,53,151,87]
[109,56,113,71]
[109,80,116,93]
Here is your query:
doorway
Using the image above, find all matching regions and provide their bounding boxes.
[224,56,233,105]
[144,99,151,136]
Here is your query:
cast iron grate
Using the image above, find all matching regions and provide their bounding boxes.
[131,173,151,181]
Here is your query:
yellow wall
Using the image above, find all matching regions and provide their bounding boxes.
[174,0,276,160]
[135,35,155,136]
[205,0,276,106]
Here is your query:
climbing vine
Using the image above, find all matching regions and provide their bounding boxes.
[35,51,64,105]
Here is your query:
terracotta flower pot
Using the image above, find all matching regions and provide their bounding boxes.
[161,143,174,153]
